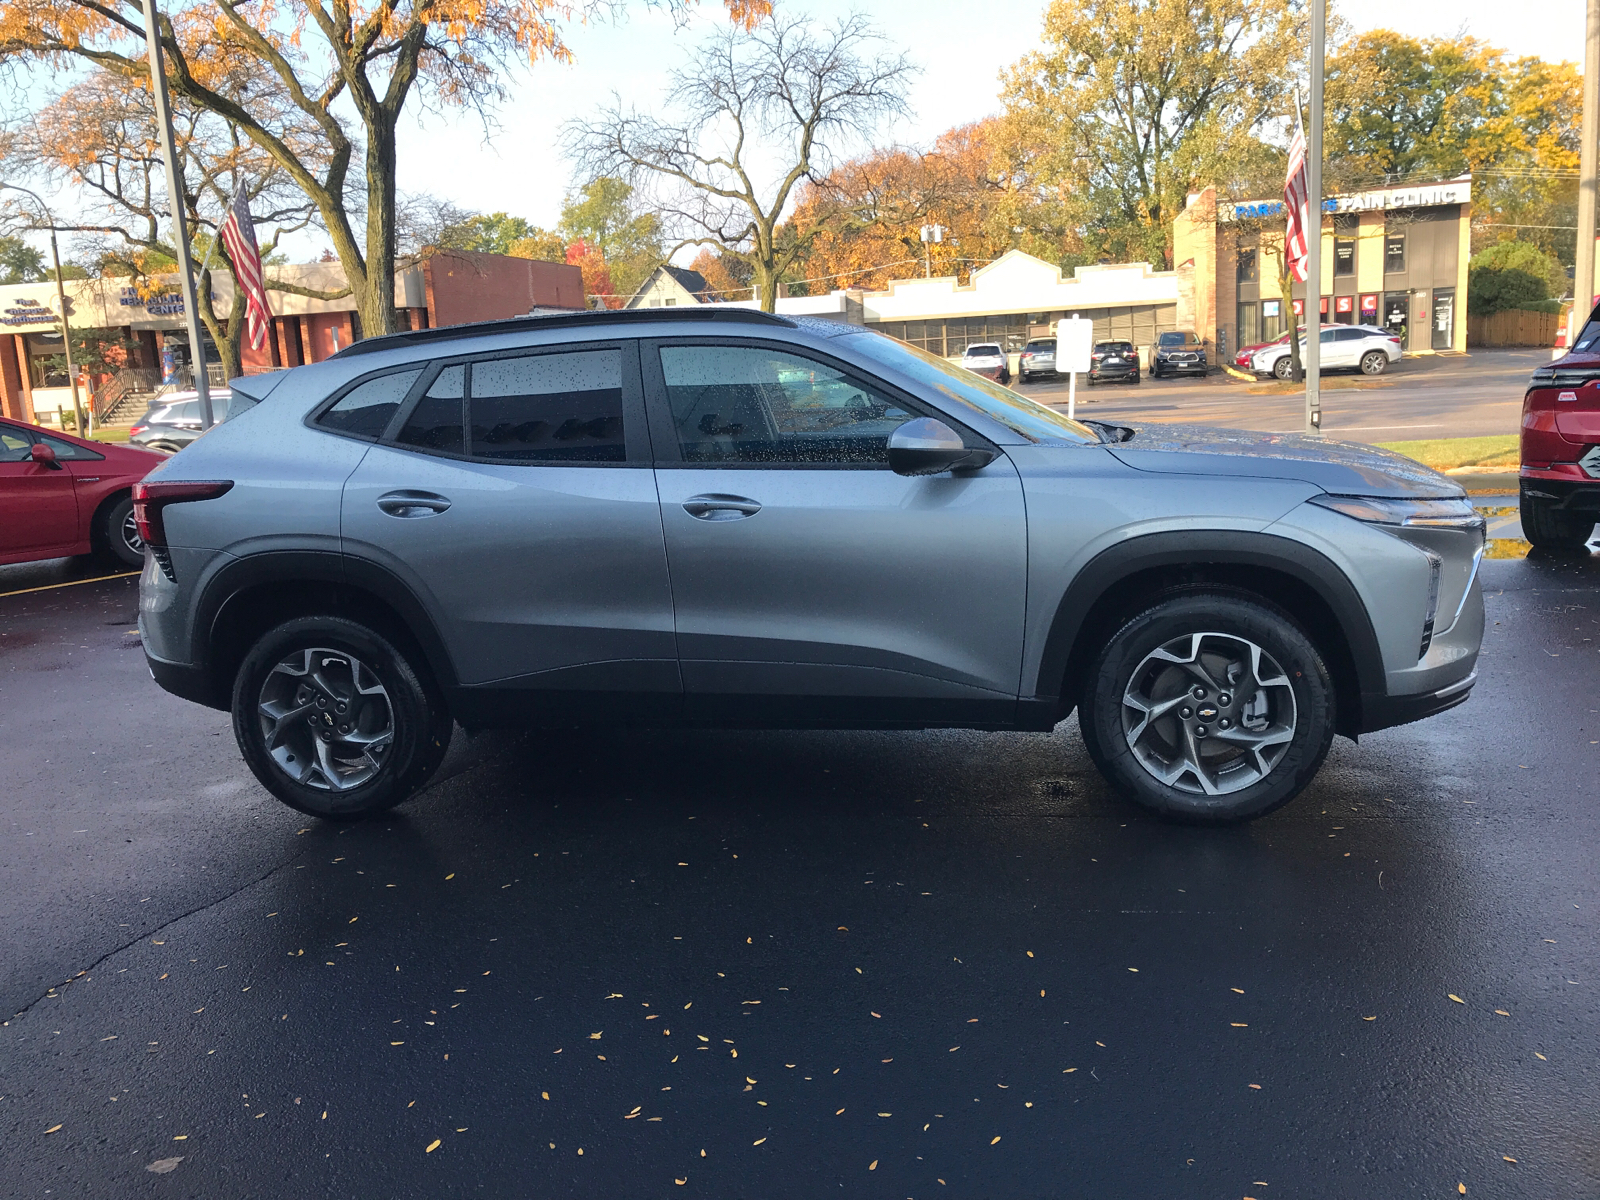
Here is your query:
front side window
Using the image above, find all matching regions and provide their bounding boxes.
[0,427,33,461]
[318,369,423,439]
[37,432,104,461]
[469,350,624,462]
[659,345,913,465]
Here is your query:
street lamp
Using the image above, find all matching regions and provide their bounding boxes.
[0,182,87,436]
[919,224,945,278]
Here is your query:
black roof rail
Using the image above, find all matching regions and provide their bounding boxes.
[330,306,796,359]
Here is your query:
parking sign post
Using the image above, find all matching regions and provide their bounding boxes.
[1055,315,1094,421]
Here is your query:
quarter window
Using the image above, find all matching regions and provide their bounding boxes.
[469,350,624,462]
[658,345,913,465]
[318,369,423,439]
[397,364,465,454]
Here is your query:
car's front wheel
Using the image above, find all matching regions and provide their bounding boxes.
[1079,592,1336,823]
[1360,350,1388,375]
[1272,356,1295,380]
[1521,487,1596,552]
[231,616,451,820]
[101,495,144,568]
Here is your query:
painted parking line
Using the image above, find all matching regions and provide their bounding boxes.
[0,570,140,600]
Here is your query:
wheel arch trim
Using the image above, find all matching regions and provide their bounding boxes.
[1032,529,1386,726]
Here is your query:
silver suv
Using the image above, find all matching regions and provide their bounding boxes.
[136,309,1485,824]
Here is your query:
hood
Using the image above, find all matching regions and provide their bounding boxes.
[1108,424,1464,499]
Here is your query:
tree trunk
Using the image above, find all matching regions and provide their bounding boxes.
[196,263,245,384]
[360,124,400,338]
[751,261,778,313]
[1280,266,1303,382]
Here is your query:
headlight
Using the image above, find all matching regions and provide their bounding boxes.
[1307,495,1484,529]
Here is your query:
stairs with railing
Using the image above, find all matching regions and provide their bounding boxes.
[93,363,229,426]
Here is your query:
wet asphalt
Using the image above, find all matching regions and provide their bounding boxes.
[1,552,1597,1200]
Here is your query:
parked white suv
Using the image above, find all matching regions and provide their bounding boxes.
[1253,325,1402,379]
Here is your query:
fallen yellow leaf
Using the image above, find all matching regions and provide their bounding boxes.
[990,1136,1002,1145]
[868,1160,877,1170]
[1448,994,1464,1004]
[1503,1156,1517,1163]
[1248,1084,1261,1090]
[1458,1185,1466,1195]
[1363,1016,1377,1021]
[1231,988,1245,994]
[1535,1052,1547,1061]
[1495,1010,1510,1017]
[425,1139,441,1153]
[753,1137,766,1145]
[541,1092,549,1100]
[44,1124,62,1134]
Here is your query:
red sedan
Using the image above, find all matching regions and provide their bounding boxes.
[0,416,166,569]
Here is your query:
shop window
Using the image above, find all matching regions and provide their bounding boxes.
[1334,238,1355,277]
[1385,235,1406,274]
[1236,248,1257,284]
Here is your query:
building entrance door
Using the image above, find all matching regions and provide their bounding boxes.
[1383,294,1410,348]
[1432,288,1456,350]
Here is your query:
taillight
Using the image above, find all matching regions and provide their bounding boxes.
[132,480,233,576]
[129,424,147,436]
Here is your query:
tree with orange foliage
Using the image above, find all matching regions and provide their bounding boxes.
[563,239,615,309]
[784,119,1084,294]
[0,0,768,336]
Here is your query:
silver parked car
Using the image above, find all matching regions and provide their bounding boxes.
[1253,324,1402,379]
[136,309,1485,824]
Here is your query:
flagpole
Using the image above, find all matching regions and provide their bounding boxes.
[142,0,214,431]
[1304,0,1325,436]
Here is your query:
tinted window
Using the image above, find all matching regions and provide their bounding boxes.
[659,345,913,465]
[397,365,465,455]
[469,350,623,462]
[1157,332,1185,346]
[1334,328,1365,341]
[0,426,32,461]
[171,400,200,423]
[319,370,422,439]
[1024,340,1055,351]
[1095,341,1133,353]
[37,432,104,461]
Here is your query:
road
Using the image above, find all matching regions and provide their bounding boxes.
[1020,348,1546,440]
[1,549,1596,1199]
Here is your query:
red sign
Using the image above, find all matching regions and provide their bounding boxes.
[1319,296,1329,315]
[1335,295,1354,313]
[1360,293,1378,313]
[1291,298,1305,316]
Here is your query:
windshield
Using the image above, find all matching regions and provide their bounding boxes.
[844,331,1097,445]
[1157,332,1187,346]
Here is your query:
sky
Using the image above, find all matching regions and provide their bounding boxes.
[9,0,1588,265]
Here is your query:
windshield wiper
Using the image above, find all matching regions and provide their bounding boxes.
[1082,419,1134,443]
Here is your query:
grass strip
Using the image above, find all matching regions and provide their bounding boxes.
[1375,434,1519,471]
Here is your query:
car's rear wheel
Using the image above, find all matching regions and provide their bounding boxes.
[1079,592,1335,823]
[100,495,144,568]
[1521,487,1596,552]
[1360,350,1388,375]
[1272,356,1295,380]
[231,616,451,820]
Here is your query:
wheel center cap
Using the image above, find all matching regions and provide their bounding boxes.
[1198,705,1219,721]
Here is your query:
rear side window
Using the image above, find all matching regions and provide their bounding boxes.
[317,369,423,439]
[397,365,465,454]
[468,350,624,462]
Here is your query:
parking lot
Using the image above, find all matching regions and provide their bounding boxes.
[2,535,1597,1198]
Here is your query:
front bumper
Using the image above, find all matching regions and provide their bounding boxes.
[1361,671,1476,733]
[1155,356,1207,373]
[1520,473,1600,513]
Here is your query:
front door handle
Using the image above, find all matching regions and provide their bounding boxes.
[377,490,452,518]
[682,493,762,520]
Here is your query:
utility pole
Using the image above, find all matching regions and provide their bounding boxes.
[0,183,85,435]
[1575,0,1600,328]
[1304,0,1325,436]
[920,224,944,278]
[142,0,214,430]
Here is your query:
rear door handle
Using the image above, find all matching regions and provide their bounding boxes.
[377,490,452,518]
[682,493,762,520]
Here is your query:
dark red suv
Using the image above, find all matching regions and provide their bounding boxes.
[1522,314,1600,551]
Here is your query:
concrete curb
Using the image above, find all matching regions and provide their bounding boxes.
[1449,471,1519,494]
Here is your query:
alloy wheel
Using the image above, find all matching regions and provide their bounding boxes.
[256,647,394,791]
[1120,631,1297,795]
[120,509,144,557]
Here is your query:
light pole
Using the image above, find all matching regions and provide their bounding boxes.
[0,182,86,435]
[1574,0,1600,324]
[1303,0,1325,436]
[919,224,945,278]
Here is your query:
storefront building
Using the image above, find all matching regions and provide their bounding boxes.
[0,251,584,425]
[1172,178,1472,362]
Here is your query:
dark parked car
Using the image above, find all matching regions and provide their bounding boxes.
[129,390,236,454]
[1018,338,1056,382]
[138,308,1484,827]
[1151,331,1208,378]
[1087,340,1139,384]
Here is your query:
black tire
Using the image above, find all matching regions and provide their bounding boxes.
[1360,350,1388,376]
[100,494,144,568]
[1129,372,1140,384]
[231,616,451,820]
[1521,486,1596,552]
[1150,367,1162,379]
[1078,591,1336,824]
[1273,356,1295,381]
[148,440,185,455]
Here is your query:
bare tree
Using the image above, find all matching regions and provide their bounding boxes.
[565,13,916,311]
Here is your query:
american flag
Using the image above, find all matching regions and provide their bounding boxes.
[218,184,272,350]
[1283,104,1310,284]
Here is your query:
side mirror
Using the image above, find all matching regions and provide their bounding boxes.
[30,442,60,469]
[887,417,994,477]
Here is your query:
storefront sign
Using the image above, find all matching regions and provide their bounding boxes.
[1360,294,1379,314]
[2,297,58,327]
[1335,295,1354,314]
[1221,178,1471,222]
[1262,299,1280,317]
[119,286,186,316]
